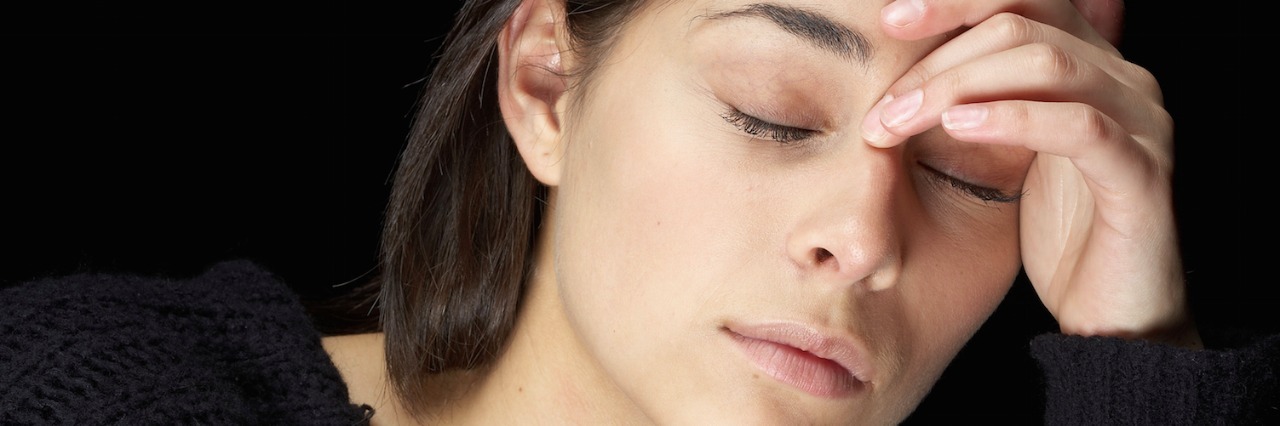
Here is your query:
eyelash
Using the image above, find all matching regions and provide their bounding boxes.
[720,107,1019,204]
[919,163,1023,204]
[721,108,817,144]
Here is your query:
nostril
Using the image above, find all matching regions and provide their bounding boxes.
[814,248,834,264]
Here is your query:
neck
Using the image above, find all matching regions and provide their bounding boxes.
[428,198,650,425]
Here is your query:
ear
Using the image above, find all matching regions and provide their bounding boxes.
[1072,0,1124,47]
[498,0,570,187]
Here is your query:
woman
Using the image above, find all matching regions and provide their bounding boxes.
[2,0,1274,424]
[324,0,1261,423]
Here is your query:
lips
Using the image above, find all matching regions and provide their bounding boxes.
[725,322,871,398]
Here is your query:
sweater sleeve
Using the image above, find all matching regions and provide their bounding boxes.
[0,260,372,425]
[1030,330,1280,425]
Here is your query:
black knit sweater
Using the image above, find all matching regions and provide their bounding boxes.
[2,261,1276,424]
[0,260,371,425]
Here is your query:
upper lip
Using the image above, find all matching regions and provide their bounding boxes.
[725,321,873,385]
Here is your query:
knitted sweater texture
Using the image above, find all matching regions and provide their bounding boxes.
[1031,330,1279,425]
[0,260,370,425]
[2,260,1276,424]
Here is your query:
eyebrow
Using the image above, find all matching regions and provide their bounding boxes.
[699,3,873,63]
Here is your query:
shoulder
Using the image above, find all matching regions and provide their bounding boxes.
[323,332,424,426]
[324,332,390,408]
[0,260,369,425]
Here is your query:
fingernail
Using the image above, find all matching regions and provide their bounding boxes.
[881,89,922,128]
[861,94,894,145]
[883,0,925,28]
[942,105,987,130]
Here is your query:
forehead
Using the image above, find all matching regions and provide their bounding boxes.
[669,0,888,39]
[590,0,947,94]
[612,0,936,71]
[691,2,874,63]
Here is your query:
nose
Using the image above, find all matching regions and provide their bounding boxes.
[785,144,904,292]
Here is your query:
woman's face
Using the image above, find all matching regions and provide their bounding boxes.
[548,0,1031,423]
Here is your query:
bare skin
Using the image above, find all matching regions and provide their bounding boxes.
[324,0,1194,423]
[322,333,405,426]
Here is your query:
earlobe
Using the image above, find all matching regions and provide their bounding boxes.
[498,0,570,187]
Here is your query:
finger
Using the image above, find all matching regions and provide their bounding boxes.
[861,94,903,147]
[880,0,1112,50]
[866,43,1170,148]
[938,99,1169,206]
[881,13,1155,102]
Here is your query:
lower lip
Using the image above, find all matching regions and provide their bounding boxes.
[729,331,861,398]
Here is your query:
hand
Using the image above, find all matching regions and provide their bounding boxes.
[862,0,1201,347]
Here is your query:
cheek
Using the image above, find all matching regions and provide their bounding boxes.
[894,203,1021,393]
[546,73,784,417]
[550,75,760,343]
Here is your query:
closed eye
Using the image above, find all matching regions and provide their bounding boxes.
[918,162,1023,204]
[721,108,817,144]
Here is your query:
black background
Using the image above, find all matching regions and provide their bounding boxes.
[2,0,1267,423]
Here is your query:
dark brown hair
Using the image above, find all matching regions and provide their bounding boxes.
[328,0,651,414]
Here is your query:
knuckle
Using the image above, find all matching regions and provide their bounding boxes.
[1073,104,1114,146]
[1153,107,1174,140]
[1148,106,1175,154]
[1125,62,1164,102]
[927,67,968,101]
[1026,42,1081,85]
[898,64,933,93]
[987,12,1036,44]
[997,102,1031,138]
[1003,102,1031,130]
